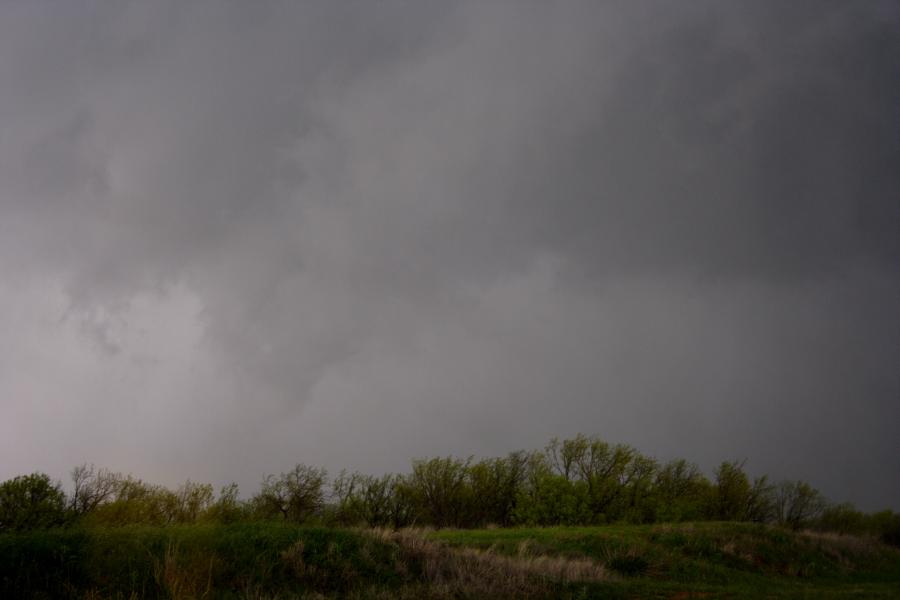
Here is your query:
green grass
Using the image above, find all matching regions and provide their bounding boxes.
[431,522,900,598]
[0,522,412,599]
[1,522,898,598]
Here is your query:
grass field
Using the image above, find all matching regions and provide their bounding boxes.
[1,522,898,598]
[430,522,900,598]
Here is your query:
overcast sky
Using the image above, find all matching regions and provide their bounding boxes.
[1,1,897,510]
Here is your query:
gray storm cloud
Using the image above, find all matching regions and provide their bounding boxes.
[0,1,897,510]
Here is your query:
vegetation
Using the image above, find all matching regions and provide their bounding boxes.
[0,473,68,532]
[1,434,898,597]
[1,522,898,598]
[430,523,900,598]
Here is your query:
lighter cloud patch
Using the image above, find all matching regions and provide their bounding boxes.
[62,282,206,364]
[0,278,216,486]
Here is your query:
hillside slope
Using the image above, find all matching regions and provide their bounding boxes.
[1,522,898,598]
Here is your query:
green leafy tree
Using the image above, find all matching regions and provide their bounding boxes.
[711,460,775,522]
[872,511,900,547]
[746,475,776,523]
[816,502,865,535]
[0,473,68,532]
[332,471,401,527]
[384,474,417,528]
[254,464,327,522]
[514,473,591,525]
[775,480,826,530]
[546,434,651,522]
[408,456,472,527]
[546,436,587,482]
[207,483,246,523]
[514,451,591,525]
[653,459,712,522]
[170,480,215,523]
[619,454,658,523]
[466,452,528,527]
[86,477,174,526]
[712,461,752,520]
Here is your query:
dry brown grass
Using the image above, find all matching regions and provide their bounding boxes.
[80,591,142,600]
[799,529,880,550]
[798,529,889,567]
[150,542,218,599]
[367,528,609,599]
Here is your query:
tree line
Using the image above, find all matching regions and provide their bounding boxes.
[1,434,897,545]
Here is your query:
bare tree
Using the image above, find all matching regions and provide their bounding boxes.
[70,464,122,515]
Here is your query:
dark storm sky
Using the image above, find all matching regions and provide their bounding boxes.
[0,1,897,510]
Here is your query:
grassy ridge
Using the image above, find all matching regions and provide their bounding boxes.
[2,522,899,598]
[432,523,900,597]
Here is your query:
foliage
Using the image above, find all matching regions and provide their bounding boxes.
[205,482,248,524]
[466,452,529,527]
[4,522,899,599]
[514,470,593,526]
[653,458,711,522]
[2,433,898,540]
[0,473,67,532]
[3,433,900,598]
[0,523,411,599]
[814,504,900,548]
[253,463,328,522]
[408,456,473,528]
[776,480,827,530]
[431,523,900,597]
[712,460,775,523]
